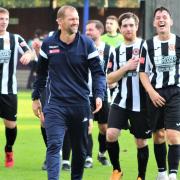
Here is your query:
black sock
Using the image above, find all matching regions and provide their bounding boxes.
[98,133,106,153]
[154,143,167,172]
[168,144,180,174]
[62,130,71,160]
[5,127,17,152]
[107,141,121,171]
[41,126,47,147]
[86,134,93,157]
[137,146,149,180]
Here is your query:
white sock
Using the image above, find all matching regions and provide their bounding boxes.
[98,152,105,157]
[158,171,168,177]
[62,160,70,165]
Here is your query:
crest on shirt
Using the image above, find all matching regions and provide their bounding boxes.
[132,48,140,56]
[98,50,104,56]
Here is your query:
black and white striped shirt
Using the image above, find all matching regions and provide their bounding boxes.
[88,41,115,101]
[139,34,180,89]
[109,38,146,112]
[0,32,30,94]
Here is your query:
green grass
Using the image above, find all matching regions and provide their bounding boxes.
[0,91,179,180]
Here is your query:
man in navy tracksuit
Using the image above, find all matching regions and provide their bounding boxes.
[32,5,106,180]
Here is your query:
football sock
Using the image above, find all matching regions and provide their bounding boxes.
[137,145,149,179]
[98,133,106,153]
[5,126,17,152]
[107,141,121,171]
[168,144,180,174]
[154,143,167,172]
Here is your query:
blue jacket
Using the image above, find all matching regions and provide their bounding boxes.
[32,30,106,106]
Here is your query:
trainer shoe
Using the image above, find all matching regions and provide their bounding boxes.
[97,154,110,166]
[156,172,168,180]
[42,160,47,170]
[62,161,71,171]
[84,156,93,168]
[5,151,14,168]
[110,170,123,180]
[169,173,177,180]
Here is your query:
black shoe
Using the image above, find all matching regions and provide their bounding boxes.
[62,163,71,171]
[97,155,110,166]
[42,160,47,171]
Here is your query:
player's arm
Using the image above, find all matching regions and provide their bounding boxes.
[87,40,106,113]
[107,50,139,84]
[139,72,165,107]
[138,42,165,107]
[32,43,48,118]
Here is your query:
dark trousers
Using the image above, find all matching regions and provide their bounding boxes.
[44,104,89,180]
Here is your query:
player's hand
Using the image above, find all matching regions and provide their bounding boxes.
[20,51,34,65]
[148,89,166,107]
[93,97,102,114]
[108,82,117,89]
[32,99,44,123]
[32,39,42,55]
[125,57,139,71]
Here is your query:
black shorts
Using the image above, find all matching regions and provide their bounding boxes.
[147,86,180,132]
[89,97,109,124]
[0,94,17,121]
[108,104,151,139]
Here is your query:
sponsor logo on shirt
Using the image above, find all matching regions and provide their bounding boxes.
[49,49,60,54]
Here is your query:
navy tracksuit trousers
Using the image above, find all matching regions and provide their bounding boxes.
[44,104,89,180]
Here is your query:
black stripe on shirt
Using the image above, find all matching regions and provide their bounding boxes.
[147,39,156,87]
[126,47,133,110]
[8,33,15,93]
[161,42,169,87]
[0,38,3,92]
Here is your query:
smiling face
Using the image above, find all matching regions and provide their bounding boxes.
[153,10,173,36]
[57,8,79,35]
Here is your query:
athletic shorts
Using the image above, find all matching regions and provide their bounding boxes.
[147,85,180,132]
[0,94,17,121]
[108,104,151,139]
[89,97,109,124]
